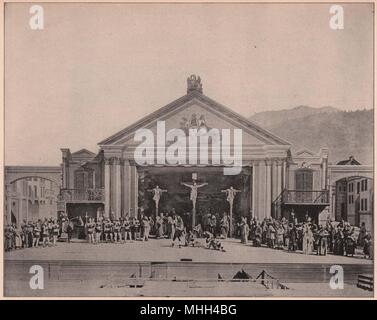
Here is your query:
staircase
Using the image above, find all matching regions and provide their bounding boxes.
[357,274,373,291]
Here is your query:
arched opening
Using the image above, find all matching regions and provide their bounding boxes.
[333,176,373,230]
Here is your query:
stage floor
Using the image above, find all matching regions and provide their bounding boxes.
[4,238,373,297]
[4,238,373,265]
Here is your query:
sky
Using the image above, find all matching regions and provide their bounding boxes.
[4,2,374,165]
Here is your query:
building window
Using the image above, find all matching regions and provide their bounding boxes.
[364,179,368,191]
[357,182,360,194]
[360,198,368,211]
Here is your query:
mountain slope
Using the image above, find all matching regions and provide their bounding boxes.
[250,105,339,128]
[250,108,373,165]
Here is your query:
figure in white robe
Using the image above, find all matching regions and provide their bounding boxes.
[221,186,241,236]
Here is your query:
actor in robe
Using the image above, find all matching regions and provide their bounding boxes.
[302,221,314,255]
[171,216,185,248]
[220,213,229,239]
[317,225,329,256]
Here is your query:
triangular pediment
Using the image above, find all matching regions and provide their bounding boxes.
[98,92,291,147]
[71,149,96,160]
[295,149,316,157]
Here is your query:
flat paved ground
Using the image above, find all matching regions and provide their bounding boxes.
[4,238,372,265]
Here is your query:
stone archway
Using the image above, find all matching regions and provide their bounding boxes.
[328,164,373,226]
[4,166,62,224]
[5,166,62,186]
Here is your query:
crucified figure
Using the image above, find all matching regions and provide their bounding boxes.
[181,181,208,229]
[147,185,167,217]
[181,181,208,209]
[221,186,242,237]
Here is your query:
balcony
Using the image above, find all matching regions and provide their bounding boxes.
[281,189,329,205]
[58,188,105,202]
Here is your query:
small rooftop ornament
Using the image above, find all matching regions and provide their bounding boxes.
[187,74,203,94]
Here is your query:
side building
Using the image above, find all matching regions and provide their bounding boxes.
[5,177,59,226]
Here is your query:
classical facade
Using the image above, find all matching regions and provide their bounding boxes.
[59,76,335,225]
[5,76,373,230]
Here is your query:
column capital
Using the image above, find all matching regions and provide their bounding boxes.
[252,160,261,166]
[264,159,273,166]
[272,158,284,166]
[108,157,122,165]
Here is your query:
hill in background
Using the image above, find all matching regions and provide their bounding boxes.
[249,106,373,165]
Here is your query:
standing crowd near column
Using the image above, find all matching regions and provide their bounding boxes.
[244,215,373,259]
[4,209,373,260]
[4,217,61,251]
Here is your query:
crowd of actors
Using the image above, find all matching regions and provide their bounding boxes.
[4,209,373,259]
[70,209,225,251]
[4,218,61,251]
[236,213,372,258]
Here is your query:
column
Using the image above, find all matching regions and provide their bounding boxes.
[134,168,139,216]
[104,159,111,218]
[61,164,66,189]
[265,160,272,218]
[130,165,139,217]
[92,171,96,189]
[250,164,254,218]
[271,160,278,202]
[277,160,283,198]
[115,158,122,219]
[282,160,287,190]
[123,161,131,216]
[322,159,328,190]
[252,161,259,220]
[258,161,267,219]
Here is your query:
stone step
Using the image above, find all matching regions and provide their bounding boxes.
[357,274,373,291]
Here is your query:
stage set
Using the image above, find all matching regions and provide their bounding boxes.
[59,75,330,228]
[5,76,372,297]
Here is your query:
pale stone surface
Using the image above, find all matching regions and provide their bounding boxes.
[4,238,372,265]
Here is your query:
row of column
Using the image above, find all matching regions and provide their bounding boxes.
[102,157,287,221]
[252,159,287,221]
[104,158,138,218]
